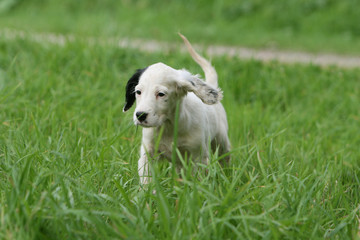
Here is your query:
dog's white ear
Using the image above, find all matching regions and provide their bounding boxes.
[123,67,147,112]
[176,70,223,104]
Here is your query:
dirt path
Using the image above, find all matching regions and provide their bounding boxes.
[2,28,360,68]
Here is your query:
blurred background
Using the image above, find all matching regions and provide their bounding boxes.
[0,0,359,54]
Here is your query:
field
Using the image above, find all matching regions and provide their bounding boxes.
[1,0,360,239]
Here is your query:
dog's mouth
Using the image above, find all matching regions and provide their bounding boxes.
[134,119,164,128]
[136,121,148,127]
[133,114,166,128]
[135,120,154,128]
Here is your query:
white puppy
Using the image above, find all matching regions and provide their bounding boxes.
[123,34,230,184]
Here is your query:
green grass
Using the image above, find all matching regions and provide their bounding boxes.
[0,37,359,239]
[1,0,360,54]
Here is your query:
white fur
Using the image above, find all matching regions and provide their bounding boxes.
[127,34,230,184]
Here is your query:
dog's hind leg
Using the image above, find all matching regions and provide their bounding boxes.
[212,132,231,164]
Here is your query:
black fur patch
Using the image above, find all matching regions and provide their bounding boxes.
[123,67,147,112]
[209,89,218,97]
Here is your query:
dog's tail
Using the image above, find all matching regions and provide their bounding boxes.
[179,33,218,88]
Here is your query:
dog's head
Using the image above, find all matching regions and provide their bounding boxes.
[123,63,222,127]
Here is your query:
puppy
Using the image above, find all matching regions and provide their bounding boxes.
[123,34,230,184]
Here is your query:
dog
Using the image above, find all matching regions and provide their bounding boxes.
[123,34,230,184]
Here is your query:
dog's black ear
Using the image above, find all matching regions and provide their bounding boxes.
[123,67,147,112]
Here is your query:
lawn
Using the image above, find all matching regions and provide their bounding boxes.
[0,36,359,239]
[1,0,360,54]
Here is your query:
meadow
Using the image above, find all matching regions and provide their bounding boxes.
[0,36,359,239]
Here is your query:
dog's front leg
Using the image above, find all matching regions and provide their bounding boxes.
[138,146,151,184]
[138,128,155,184]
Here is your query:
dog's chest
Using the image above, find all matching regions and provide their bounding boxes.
[157,133,201,159]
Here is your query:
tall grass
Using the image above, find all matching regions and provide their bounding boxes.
[0,38,359,239]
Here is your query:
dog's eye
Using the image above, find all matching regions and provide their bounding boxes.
[157,92,165,97]
[136,90,141,95]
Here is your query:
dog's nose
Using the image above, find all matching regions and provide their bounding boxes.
[136,111,148,122]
